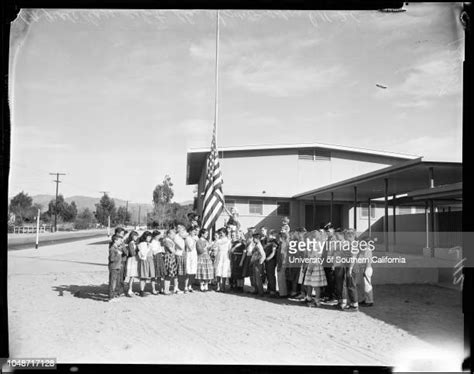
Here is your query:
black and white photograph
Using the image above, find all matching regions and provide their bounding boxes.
[4,2,468,371]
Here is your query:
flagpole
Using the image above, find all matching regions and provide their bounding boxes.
[211,9,220,239]
[214,9,220,143]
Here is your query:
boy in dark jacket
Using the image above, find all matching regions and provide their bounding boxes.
[108,234,124,302]
[264,230,279,297]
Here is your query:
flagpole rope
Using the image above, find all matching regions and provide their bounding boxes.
[214,9,220,144]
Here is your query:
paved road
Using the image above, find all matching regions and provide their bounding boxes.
[8,230,108,251]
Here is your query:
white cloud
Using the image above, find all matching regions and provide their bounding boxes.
[388,135,462,162]
[227,57,346,97]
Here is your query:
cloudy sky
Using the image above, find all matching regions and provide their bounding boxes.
[9,4,463,204]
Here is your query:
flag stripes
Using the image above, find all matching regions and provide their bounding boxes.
[201,124,225,231]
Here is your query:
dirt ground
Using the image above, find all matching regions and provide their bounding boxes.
[7,236,464,368]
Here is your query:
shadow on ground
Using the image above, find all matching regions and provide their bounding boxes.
[52,284,111,302]
[88,240,110,246]
[16,257,107,267]
[356,284,463,345]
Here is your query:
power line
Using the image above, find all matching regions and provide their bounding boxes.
[49,172,66,232]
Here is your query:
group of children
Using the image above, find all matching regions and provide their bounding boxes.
[107,212,374,312]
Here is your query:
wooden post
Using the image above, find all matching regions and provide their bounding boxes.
[429,167,435,188]
[425,201,429,249]
[35,208,40,249]
[368,199,371,238]
[430,199,435,257]
[392,195,397,246]
[384,178,389,252]
[312,196,317,230]
[353,186,357,231]
[330,192,334,223]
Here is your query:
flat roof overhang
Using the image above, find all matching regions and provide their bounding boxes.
[293,158,462,202]
[186,143,419,185]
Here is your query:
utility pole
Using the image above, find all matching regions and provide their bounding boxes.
[49,172,66,232]
[138,205,141,227]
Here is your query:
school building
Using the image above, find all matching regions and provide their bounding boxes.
[186,142,462,256]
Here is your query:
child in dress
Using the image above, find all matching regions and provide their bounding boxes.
[185,226,199,293]
[162,229,178,295]
[108,234,124,302]
[250,233,266,296]
[214,227,232,292]
[294,228,309,301]
[303,230,328,307]
[196,228,214,291]
[281,217,291,235]
[151,230,165,294]
[137,231,157,297]
[124,231,139,297]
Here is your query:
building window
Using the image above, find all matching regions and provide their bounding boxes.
[398,206,412,215]
[298,149,314,160]
[249,200,263,215]
[315,149,331,161]
[277,201,290,216]
[225,199,235,209]
[360,203,375,219]
[297,148,331,161]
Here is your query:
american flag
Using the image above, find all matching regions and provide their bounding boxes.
[201,124,225,231]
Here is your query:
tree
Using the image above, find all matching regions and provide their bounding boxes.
[152,175,175,226]
[95,194,116,226]
[46,195,77,222]
[74,208,97,230]
[117,206,131,225]
[9,191,33,224]
[63,201,78,222]
[147,203,193,229]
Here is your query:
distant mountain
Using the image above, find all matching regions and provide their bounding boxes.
[178,200,194,206]
[25,194,191,224]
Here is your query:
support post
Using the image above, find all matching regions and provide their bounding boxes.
[430,199,435,257]
[35,208,40,249]
[392,195,397,247]
[425,201,429,249]
[429,167,435,188]
[312,196,317,230]
[330,192,334,223]
[107,215,111,238]
[384,178,389,252]
[353,186,357,231]
[368,199,371,238]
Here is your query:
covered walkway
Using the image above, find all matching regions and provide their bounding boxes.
[293,158,462,255]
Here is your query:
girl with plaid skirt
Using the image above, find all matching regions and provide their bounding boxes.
[137,231,157,297]
[196,228,214,291]
[162,229,178,295]
[151,230,165,294]
[303,230,328,307]
[174,225,187,293]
